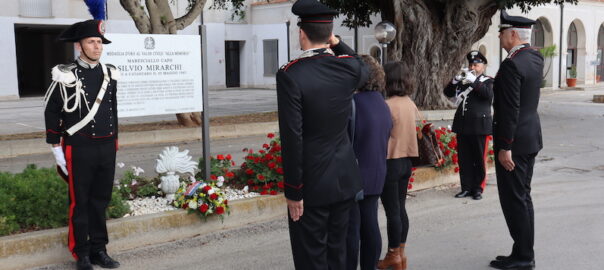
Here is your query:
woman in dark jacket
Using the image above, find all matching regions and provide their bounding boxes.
[444,50,494,200]
[346,55,392,270]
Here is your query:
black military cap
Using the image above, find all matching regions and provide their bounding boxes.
[292,0,338,25]
[467,50,487,65]
[499,10,536,32]
[58,20,111,44]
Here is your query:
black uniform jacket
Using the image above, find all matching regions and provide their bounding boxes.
[276,41,368,207]
[45,61,118,146]
[493,44,543,155]
[444,74,494,135]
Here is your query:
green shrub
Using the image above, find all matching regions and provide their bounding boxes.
[0,165,130,236]
[106,190,131,219]
[116,169,162,200]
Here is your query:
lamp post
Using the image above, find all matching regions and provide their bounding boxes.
[374,21,397,65]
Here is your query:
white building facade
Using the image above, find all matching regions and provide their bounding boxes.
[1,0,603,100]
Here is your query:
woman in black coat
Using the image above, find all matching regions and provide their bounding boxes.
[346,55,393,270]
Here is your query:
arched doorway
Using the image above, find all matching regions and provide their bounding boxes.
[532,17,554,87]
[597,24,604,83]
[566,20,586,85]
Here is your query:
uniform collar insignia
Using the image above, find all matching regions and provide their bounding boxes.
[77,58,99,69]
[507,43,530,59]
[297,47,334,59]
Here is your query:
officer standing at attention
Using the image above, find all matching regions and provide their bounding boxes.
[276,0,368,268]
[444,51,494,200]
[489,10,543,270]
[44,20,120,270]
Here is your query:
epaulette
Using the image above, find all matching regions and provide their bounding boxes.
[279,59,300,72]
[51,64,77,84]
[106,64,121,80]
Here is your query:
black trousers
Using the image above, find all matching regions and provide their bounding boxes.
[289,199,354,270]
[457,134,489,194]
[381,157,412,248]
[345,195,381,270]
[64,141,116,260]
[495,152,537,261]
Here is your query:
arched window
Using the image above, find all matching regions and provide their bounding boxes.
[568,22,578,49]
[531,20,545,48]
[567,22,578,70]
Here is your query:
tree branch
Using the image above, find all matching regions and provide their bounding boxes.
[119,0,152,34]
[175,0,207,31]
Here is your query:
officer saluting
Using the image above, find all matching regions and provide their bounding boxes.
[490,10,543,270]
[276,0,368,268]
[444,50,494,200]
[44,20,120,270]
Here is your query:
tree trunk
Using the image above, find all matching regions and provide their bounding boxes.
[120,0,207,126]
[381,0,498,109]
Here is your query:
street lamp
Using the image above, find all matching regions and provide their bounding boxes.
[374,21,397,65]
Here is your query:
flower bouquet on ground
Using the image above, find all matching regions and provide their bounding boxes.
[236,133,284,195]
[172,179,230,221]
[434,126,458,170]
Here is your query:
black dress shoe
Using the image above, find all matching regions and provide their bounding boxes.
[455,191,471,198]
[76,256,93,270]
[472,192,483,200]
[90,250,120,269]
[495,255,512,261]
[489,259,535,269]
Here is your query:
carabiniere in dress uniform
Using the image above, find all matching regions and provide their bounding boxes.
[43,19,121,270]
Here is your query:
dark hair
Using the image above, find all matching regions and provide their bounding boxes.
[358,55,385,94]
[300,23,333,44]
[384,61,415,97]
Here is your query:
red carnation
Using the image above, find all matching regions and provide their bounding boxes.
[409,177,414,183]
[448,141,456,149]
[216,206,225,215]
[277,181,284,189]
[246,168,254,175]
[232,161,236,166]
[267,133,275,139]
[224,200,228,205]
[257,174,265,181]
[226,154,232,160]
[210,174,217,180]
[259,150,266,154]
[452,154,459,164]
[408,184,413,190]
[270,190,278,195]
[272,145,281,152]
[247,180,254,185]
[260,190,268,195]
[276,168,284,174]
[489,149,494,155]
[454,167,460,173]
[276,156,283,163]
[263,143,270,149]
[217,154,225,160]
[268,162,276,169]
[444,149,451,156]
[199,203,209,213]
[411,167,417,171]
[210,193,218,200]
[265,154,274,160]
[202,185,212,193]
[226,171,235,178]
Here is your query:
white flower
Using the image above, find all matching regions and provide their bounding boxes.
[131,179,138,186]
[447,125,452,130]
[208,188,215,195]
[242,186,249,194]
[217,176,225,187]
[189,200,198,209]
[117,162,125,168]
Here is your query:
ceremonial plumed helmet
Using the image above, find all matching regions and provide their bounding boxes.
[58,20,111,44]
[467,50,487,65]
[292,0,339,25]
[499,10,536,32]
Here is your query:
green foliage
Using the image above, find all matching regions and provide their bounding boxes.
[106,190,131,219]
[321,0,578,28]
[0,165,130,236]
[569,65,577,78]
[116,169,162,200]
[539,44,558,82]
[196,154,236,181]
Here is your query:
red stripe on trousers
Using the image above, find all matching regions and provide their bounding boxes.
[66,145,79,260]
[480,136,491,190]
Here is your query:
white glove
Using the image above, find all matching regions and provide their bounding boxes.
[454,75,463,82]
[51,146,68,176]
[462,71,477,85]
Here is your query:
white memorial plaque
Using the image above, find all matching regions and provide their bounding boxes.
[101,34,202,117]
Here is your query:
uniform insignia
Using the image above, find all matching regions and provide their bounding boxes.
[51,64,77,84]
[105,63,120,80]
[479,76,490,82]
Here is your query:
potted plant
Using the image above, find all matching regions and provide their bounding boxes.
[566,65,577,87]
[538,45,557,88]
